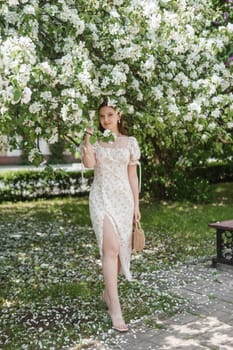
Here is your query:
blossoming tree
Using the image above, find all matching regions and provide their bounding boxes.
[0,0,232,197]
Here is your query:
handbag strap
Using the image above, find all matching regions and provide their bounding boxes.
[81,161,85,184]
[137,161,141,193]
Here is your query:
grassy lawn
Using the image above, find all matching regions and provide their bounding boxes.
[0,182,232,349]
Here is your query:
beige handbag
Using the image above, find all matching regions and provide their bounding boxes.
[132,221,145,252]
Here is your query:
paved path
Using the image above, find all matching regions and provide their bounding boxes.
[85,262,233,350]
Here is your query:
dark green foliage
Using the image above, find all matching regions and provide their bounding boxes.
[141,161,233,202]
[48,139,67,164]
[192,162,233,184]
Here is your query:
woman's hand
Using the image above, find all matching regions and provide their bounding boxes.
[85,127,93,136]
[85,127,93,137]
[82,127,96,168]
[134,206,141,223]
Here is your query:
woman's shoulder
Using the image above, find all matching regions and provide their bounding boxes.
[128,136,139,144]
[127,136,140,154]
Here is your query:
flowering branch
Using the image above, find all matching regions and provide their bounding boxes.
[88,129,115,145]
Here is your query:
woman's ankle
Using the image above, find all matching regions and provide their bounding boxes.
[108,301,122,315]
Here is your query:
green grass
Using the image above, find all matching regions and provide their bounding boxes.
[0,182,232,349]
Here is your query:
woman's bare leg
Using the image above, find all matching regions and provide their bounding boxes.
[102,216,128,330]
[103,256,121,304]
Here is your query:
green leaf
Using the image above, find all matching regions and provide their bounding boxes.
[13,89,22,103]
[89,135,97,144]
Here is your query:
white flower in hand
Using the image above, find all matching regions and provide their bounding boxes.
[103,129,112,137]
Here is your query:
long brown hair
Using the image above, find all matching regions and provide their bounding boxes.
[98,97,128,135]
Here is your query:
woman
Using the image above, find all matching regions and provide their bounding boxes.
[81,98,141,332]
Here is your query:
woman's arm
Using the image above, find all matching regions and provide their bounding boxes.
[81,131,96,168]
[128,164,141,222]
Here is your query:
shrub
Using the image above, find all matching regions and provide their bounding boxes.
[192,162,233,184]
[143,161,233,202]
[0,167,94,202]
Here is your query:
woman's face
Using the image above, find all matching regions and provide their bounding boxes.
[99,106,120,133]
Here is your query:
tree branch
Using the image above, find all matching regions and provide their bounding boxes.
[62,134,81,148]
[218,136,233,144]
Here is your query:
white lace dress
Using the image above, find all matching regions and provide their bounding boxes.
[85,136,140,281]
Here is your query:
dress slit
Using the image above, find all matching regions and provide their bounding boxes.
[102,213,129,277]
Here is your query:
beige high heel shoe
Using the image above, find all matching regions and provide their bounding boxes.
[108,310,129,332]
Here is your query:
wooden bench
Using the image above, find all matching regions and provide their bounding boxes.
[208,220,233,267]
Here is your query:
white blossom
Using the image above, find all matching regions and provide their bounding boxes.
[227,23,233,33]
[28,148,39,162]
[72,110,83,124]
[110,8,120,18]
[40,91,52,101]
[169,104,180,116]
[8,0,19,5]
[189,102,201,114]
[107,98,117,108]
[109,23,124,35]
[21,87,32,104]
[128,105,135,114]
[35,127,42,135]
[23,5,36,15]
[61,89,76,98]
[131,79,140,90]
[201,133,208,140]
[40,62,56,77]
[77,70,92,87]
[89,110,96,120]
[208,122,216,130]
[113,0,124,4]
[211,109,221,118]
[142,55,155,71]
[148,13,161,31]
[29,102,42,114]
[168,61,177,70]
[48,128,58,144]
[103,129,112,137]
[111,66,127,85]
[61,104,68,121]
[194,123,204,132]
[183,113,193,122]
[137,91,143,101]
[0,106,9,115]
